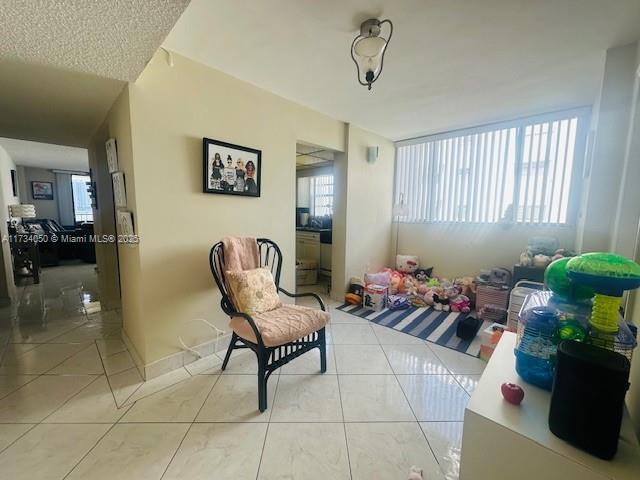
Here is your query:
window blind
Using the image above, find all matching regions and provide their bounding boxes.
[394,108,589,225]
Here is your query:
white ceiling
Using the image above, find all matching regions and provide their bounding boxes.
[0,137,89,172]
[1,0,190,82]
[164,0,640,140]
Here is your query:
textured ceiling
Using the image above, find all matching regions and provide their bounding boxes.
[165,0,640,140]
[0,137,89,172]
[0,59,125,147]
[1,0,190,81]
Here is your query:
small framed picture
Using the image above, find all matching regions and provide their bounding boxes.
[10,170,17,196]
[106,138,118,173]
[112,171,127,208]
[203,137,261,197]
[31,181,54,200]
[116,210,135,236]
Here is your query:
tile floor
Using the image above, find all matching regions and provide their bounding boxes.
[0,269,486,479]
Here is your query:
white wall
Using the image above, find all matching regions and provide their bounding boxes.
[397,223,576,279]
[577,42,638,253]
[0,145,19,301]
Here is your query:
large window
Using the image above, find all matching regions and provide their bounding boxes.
[394,109,589,225]
[310,175,334,216]
[71,174,93,223]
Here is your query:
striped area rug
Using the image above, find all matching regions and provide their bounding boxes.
[337,303,490,357]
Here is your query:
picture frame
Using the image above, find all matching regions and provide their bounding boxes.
[10,169,17,197]
[106,138,119,173]
[112,171,127,208]
[203,137,261,197]
[31,181,54,200]
[116,210,135,236]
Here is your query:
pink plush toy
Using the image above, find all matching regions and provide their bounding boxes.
[450,294,471,313]
[388,270,405,294]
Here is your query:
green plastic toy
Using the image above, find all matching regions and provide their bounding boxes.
[566,253,640,342]
[544,257,594,301]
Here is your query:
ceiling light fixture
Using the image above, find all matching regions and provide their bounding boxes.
[350,18,393,91]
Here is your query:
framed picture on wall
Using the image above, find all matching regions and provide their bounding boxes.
[31,181,54,200]
[106,138,118,173]
[112,171,127,208]
[10,170,17,196]
[203,137,261,197]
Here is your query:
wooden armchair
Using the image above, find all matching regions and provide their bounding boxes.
[209,238,329,412]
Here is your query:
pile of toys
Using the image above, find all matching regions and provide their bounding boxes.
[518,236,575,268]
[345,254,474,313]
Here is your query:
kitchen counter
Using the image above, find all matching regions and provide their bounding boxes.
[296,227,331,232]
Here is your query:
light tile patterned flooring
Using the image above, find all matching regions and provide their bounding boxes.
[0,271,485,479]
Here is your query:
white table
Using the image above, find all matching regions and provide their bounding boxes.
[460,332,640,480]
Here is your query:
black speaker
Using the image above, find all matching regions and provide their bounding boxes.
[548,340,630,460]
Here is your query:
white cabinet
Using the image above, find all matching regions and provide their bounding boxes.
[296,231,320,263]
[460,332,640,480]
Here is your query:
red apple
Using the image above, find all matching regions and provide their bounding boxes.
[501,382,524,405]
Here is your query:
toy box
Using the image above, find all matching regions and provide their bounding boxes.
[363,284,388,312]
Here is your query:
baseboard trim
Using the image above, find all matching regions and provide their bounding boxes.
[121,330,232,381]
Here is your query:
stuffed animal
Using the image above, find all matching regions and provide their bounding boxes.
[519,249,533,266]
[454,277,476,298]
[450,294,471,313]
[433,288,450,311]
[403,275,418,295]
[396,254,419,274]
[551,248,575,262]
[364,270,391,287]
[533,254,551,268]
[407,466,423,480]
[423,287,436,306]
[389,270,405,294]
[414,267,433,282]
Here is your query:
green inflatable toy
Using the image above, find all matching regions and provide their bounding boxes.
[544,257,594,301]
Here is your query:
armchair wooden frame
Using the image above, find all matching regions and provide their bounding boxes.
[209,238,327,412]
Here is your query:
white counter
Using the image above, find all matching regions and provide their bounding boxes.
[460,332,640,480]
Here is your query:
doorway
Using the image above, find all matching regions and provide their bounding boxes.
[295,143,336,297]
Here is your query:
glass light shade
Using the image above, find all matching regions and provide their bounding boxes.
[354,35,386,58]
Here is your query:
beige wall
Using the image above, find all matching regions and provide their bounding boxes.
[397,223,576,279]
[342,125,394,286]
[122,51,349,364]
[87,87,131,337]
[0,145,19,301]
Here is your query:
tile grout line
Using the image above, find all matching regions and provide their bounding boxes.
[38,374,105,424]
[157,371,225,478]
[61,422,119,480]
[379,323,452,478]
[0,422,38,455]
[332,339,353,480]
[255,368,281,479]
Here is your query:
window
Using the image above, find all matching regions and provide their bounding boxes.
[394,109,589,225]
[310,175,334,216]
[71,174,93,223]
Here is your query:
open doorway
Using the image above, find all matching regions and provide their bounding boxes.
[295,143,335,297]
